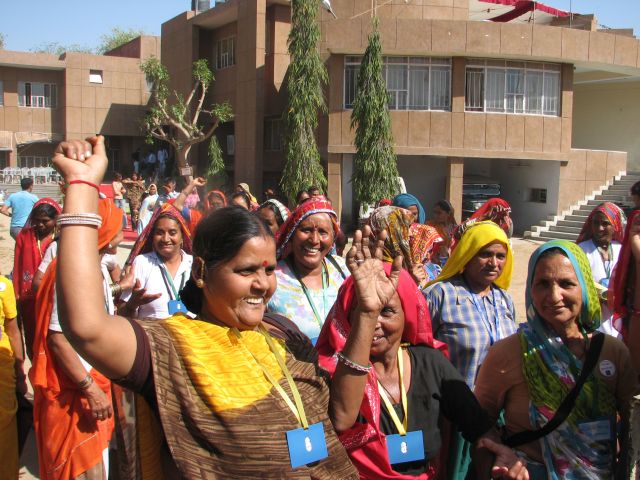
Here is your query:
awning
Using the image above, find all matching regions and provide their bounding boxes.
[14,131,63,146]
[469,0,569,25]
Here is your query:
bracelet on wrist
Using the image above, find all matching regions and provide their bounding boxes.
[77,374,94,390]
[336,352,372,374]
[67,179,100,192]
[110,282,122,297]
[57,213,102,228]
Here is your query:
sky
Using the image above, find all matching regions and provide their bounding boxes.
[1,0,638,52]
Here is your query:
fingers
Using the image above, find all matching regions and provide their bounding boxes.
[87,135,106,159]
[389,255,403,288]
[55,140,92,161]
[373,229,387,261]
[346,229,362,273]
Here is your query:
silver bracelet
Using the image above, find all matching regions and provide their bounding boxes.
[57,213,102,228]
[336,352,372,373]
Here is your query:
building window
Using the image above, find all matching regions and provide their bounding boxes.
[18,155,50,168]
[529,188,548,203]
[264,118,283,151]
[344,56,451,111]
[0,152,7,169]
[215,37,235,69]
[0,81,3,106]
[17,82,58,108]
[89,70,103,84]
[464,60,561,116]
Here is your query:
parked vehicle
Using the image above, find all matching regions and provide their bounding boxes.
[462,176,501,219]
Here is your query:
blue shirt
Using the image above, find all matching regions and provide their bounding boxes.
[6,191,38,228]
[423,274,516,388]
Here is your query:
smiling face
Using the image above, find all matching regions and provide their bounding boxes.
[291,213,334,272]
[463,241,508,291]
[590,212,614,247]
[368,291,405,360]
[201,235,277,330]
[152,216,183,261]
[531,252,582,334]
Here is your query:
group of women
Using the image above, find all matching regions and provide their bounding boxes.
[3,136,639,479]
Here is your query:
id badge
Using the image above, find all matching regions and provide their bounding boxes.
[168,300,187,315]
[578,417,614,443]
[286,422,328,469]
[310,337,318,346]
[599,278,610,288]
[386,431,425,465]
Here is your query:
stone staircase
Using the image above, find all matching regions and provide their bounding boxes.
[524,172,640,242]
[0,183,64,204]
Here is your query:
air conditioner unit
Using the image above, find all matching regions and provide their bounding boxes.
[226,135,235,156]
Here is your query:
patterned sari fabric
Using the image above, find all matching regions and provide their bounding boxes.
[520,240,615,478]
[316,265,447,480]
[454,198,513,247]
[368,206,414,268]
[576,202,626,244]
[409,223,444,265]
[259,198,291,225]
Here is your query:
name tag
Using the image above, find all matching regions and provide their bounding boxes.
[286,422,328,469]
[386,430,425,465]
[167,300,187,315]
[578,417,614,443]
[310,336,318,346]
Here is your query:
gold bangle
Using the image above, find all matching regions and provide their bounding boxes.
[77,374,94,390]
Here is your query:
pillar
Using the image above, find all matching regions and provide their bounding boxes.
[445,156,463,223]
[327,153,342,218]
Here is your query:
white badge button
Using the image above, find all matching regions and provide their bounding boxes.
[599,360,615,377]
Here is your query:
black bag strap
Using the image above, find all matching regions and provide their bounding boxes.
[503,332,606,448]
[326,254,347,280]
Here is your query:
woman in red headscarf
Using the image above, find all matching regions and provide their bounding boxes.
[13,198,61,358]
[317,227,528,480]
[454,199,513,249]
[31,198,122,480]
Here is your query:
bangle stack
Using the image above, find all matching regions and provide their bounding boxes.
[57,213,102,228]
[336,352,372,374]
[110,282,122,297]
[77,374,94,390]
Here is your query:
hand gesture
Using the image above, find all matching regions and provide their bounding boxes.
[82,380,113,422]
[52,136,108,185]
[476,438,529,480]
[629,214,640,264]
[119,279,162,316]
[191,177,206,188]
[346,225,402,314]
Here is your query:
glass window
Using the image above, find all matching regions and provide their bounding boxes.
[89,70,103,84]
[215,37,235,69]
[465,68,484,112]
[264,118,283,151]
[17,81,57,108]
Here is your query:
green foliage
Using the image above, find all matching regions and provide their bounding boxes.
[32,42,94,56]
[280,0,328,203]
[193,59,214,88]
[206,135,227,184]
[97,27,145,55]
[350,18,400,204]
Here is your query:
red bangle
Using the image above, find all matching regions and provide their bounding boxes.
[68,179,100,192]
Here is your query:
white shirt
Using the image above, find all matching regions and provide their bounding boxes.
[122,251,193,319]
[38,241,58,275]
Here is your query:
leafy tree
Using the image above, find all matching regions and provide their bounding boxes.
[32,42,94,55]
[141,57,233,180]
[280,0,328,203]
[97,27,146,55]
[350,18,400,205]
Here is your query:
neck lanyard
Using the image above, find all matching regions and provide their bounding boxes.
[36,233,54,260]
[377,348,408,435]
[231,325,309,429]
[597,243,613,279]
[159,260,186,301]
[471,287,499,345]
[290,260,328,328]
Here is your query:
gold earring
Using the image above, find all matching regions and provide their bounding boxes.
[195,257,205,288]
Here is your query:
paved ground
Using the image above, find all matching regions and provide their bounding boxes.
[0,213,540,478]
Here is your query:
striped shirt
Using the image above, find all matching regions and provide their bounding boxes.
[423,275,517,388]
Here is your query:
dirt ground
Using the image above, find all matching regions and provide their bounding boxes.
[1,212,541,478]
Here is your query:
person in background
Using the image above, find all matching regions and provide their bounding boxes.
[423,221,517,479]
[630,180,640,210]
[236,183,259,209]
[145,150,157,180]
[474,240,636,479]
[13,198,61,358]
[1,178,39,239]
[427,199,458,263]
[205,189,227,211]
[455,198,513,247]
[137,183,158,234]
[123,172,146,231]
[392,193,426,224]
[0,272,25,480]
[577,202,626,337]
[110,173,127,229]
[173,177,207,233]
[296,189,311,205]
[410,223,445,283]
[132,147,140,174]
[268,196,347,343]
[257,199,290,236]
[231,191,252,210]
[157,177,178,206]
[308,186,323,198]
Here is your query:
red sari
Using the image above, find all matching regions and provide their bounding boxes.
[13,198,61,357]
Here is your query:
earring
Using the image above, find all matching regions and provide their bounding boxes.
[108,243,113,249]
[195,257,205,288]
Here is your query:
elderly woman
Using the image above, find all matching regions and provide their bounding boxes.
[268,196,347,343]
[474,240,636,479]
[258,198,291,236]
[455,198,513,247]
[392,193,426,224]
[423,221,517,478]
[48,136,358,478]
[120,203,193,319]
[577,202,626,337]
[318,227,529,479]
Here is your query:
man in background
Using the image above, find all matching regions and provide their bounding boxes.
[0,178,38,240]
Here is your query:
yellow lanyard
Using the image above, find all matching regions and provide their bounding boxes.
[231,325,309,429]
[377,348,408,436]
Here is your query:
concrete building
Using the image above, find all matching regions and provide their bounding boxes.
[163,1,640,231]
[0,36,161,174]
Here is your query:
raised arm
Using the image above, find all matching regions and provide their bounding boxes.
[329,226,401,432]
[173,176,205,211]
[53,136,137,379]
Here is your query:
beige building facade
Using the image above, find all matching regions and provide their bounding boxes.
[161,0,639,231]
[0,36,161,174]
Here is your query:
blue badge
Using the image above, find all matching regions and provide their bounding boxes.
[167,300,187,315]
[600,278,610,288]
[310,336,318,346]
[386,431,425,465]
[286,422,328,469]
[578,417,614,443]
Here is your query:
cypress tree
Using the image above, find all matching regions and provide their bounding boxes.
[281,0,328,203]
[350,17,400,205]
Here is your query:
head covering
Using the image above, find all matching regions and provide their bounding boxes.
[205,190,227,211]
[316,264,446,480]
[237,183,258,207]
[608,209,640,336]
[98,198,124,250]
[427,221,513,290]
[409,223,444,265]
[519,240,613,477]
[275,196,338,260]
[576,202,626,244]
[126,203,192,266]
[259,199,291,226]
[377,198,392,207]
[368,206,414,268]
[392,193,426,224]
[456,198,513,242]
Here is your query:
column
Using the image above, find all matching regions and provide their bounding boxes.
[445,156,463,223]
